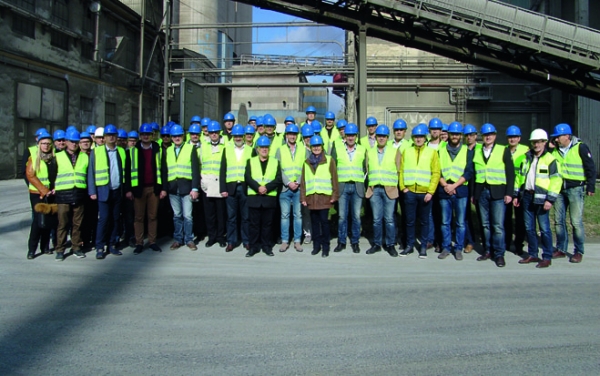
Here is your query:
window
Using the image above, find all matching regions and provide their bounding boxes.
[80,97,94,127]
[131,106,139,130]
[82,9,94,35]
[52,0,69,28]
[8,0,35,12]
[12,14,35,38]
[81,42,94,60]
[105,102,116,125]
[51,30,69,50]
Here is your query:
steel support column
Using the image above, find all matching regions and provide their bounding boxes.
[356,26,367,131]
[163,0,172,126]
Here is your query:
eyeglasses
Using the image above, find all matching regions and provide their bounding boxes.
[39,142,51,146]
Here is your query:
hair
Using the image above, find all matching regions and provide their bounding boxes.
[35,140,55,173]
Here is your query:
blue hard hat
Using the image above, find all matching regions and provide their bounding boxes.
[305,106,316,114]
[393,119,407,130]
[37,131,52,142]
[139,123,153,134]
[311,120,322,133]
[35,128,48,137]
[448,121,463,134]
[256,135,271,147]
[151,122,160,131]
[128,131,139,139]
[160,126,171,136]
[442,123,449,132]
[169,125,184,136]
[249,116,257,122]
[345,123,359,135]
[66,125,78,133]
[117,129,128,138]
[506,125,522,137]
[375,125,390,136]
[429,118,443,129]
[86,125,97,134]
[223,113,235,122]
[231,124,245,136]
[256,116,264,126]
[284,116,295,123]
[244,125,256,135]
[285,124,299,134]
[463,124,477,135]
[201,117,211,127]
[166,121,176,128]
[412,124,429,136]
[336,119,348,129]
[263,113,274,121]
[480,123,497,134]
[80,132,92,140]
[301,124,314,138]
[208,121,221,133]
[66,130,80,142]
[551,123,572,137]
[365,116,378,126]
[53,129,66,140]
[188,124,201,134]
[264,117,277,127]
[104,125,117,135]
[325,111,335,120]
[190,115,202,124]
[310,135,324,146]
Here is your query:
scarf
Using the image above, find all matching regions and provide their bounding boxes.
[308,152,323,170]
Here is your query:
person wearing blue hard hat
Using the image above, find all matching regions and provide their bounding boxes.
[440,123,449,142]
[274,123,305,253]
[462,124,478,151]
[159,125,172,149]
[284,116,295,126]
[220,124,253,252]
[550,123,595,263]
[244,135,282,257]
[187,123,202,147]
[127,131,138,149]
[321,111,340,154]
[436,120,474,261]
[262,116,282,156]
[302,106,317,127]
[300,134,338,258]
[117,129,128,148]
[361,116,378,149]
[86,125,97,134]
[472,122,515,268]
[334,119,348,148]
[398,123,440,259]
[53,129,66,152]
[391,119,411,153]
[244,125,256,146]
[248,116,257,127]
[427,118,443,150]
[311,120,322,135]
[222,113,236,139]
[300,124,314,148]
[190,115,201,125]
[22,128,50,187]
[79,132,93,154]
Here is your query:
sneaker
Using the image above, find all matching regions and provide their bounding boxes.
[438,249,451,260]
[304,232,312,244]
[294,242,303,252]
[187,241,198,251]
[73,250,86,259]
[279,242,289,252]
[386,246,398,257]
[454,251,463,261]
[55,252,64,262]
[399,246,413,257]
[418,249,427,259]
[133,245,144,255]
[149,244,162,253]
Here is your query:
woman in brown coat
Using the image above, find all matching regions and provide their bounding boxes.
[300,135,339,257]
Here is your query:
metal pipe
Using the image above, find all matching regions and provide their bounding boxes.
[138,0,145,125]
[166,21,329,30]
[163,0,172,126]
[93,7,101,62]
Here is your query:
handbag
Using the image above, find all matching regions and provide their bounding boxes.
[34,198,58,229]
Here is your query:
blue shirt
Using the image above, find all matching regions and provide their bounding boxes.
[106,145,121,190]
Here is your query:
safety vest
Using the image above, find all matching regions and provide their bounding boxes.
[360,135,377,149]
[278,143,306,183]
[368,146,399,186]
[29,158,50,193]
[247,156,278,196]
[129,146,162,187]
[94,146,126,186]
[390,138,412,154]
[402,146,435,187]
[438,144,469,185]
[304,155,333,195]
[336,143,366,183]
[473,144,507,185]
[166,143,194,181]
[510,144,529,175]
[54,151,88,191]
[225,144,252,183]
[268,134,284,157]
[28,145,38,159]
[552,142,585,181]
[516,151,562,204]
[201,143,224,176]
[321,127,340,153]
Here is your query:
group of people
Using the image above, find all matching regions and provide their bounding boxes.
[24,106,595,268]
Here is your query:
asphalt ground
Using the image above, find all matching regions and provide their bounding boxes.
[1,179,599,375]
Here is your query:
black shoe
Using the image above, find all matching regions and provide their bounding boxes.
[219,241,226,248]
[96,251,105,259]
[418,249,428,259]
[73,250,86,258]
[133,245,144,255]
[55,252,64,262]
[366,245,382,254]
[264,249,275,257]
[495,256,506,267]
[386,246,398,257]
[109,247,123,256]
[276,237,282,245]
[311,248,321,256]
[322,249,329,258]
[27,251,35,260]
[206,239,216,248]
[42,248,53,255]
[128,239,136,248]
[149,244,162,252]
[351,244,360,253]
[399,246,414,257]
[334,243,346,252]
[245,250,257,258]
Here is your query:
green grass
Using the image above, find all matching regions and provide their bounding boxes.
[578,183,600,238]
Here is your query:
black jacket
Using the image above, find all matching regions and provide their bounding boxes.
[55,150,88,205]
[244,157,282,208]
[473,144,515,201]
[126,141,163,198]
[219,145,257,196]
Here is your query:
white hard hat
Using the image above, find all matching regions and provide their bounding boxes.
[529,128,548,141]
[94,127,104,137]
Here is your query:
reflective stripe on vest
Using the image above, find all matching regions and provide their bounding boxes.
[367,146,398,186]
[473,144,507,185]
[321,127,340,153]
[166,144,194,181]
[510,144,529,175]
[279,143,305,183]
[552,142,585,181]
[402,146,434,187]
[247,156,278,196]
[336,144,366,183]
[94,146,126,186]
[304,155,333,195]
[29,159,50,192]
[54,151,88,190]
[438,144,468,185]
[201,143,224,176]
[225,144,252,183]
[130,147,162,187]
[518,152,562,204]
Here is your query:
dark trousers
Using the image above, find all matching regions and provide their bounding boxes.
[404,191,432,250]
[310,209,330,252]
[248,206,275,253]
[28,193,54,254]
[56,203,84,253]
[203,194,226,243]
[95,189,122,250]
[226,185,249,246]
[121,196,135,244]
[80,197,97,248]
[504,202,525,252]
[157,193,174,239]
[395,191,406,247]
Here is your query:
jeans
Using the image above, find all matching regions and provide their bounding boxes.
[404,191,432,250]
[170,194,194,244]
[440,195,467,252]
[522,192,553,260]
[279,188,302,243]
[505,201,525,252]
[370,187,396,247]
[554,185,585,254]
[477,188,506,257]
[226,185,249,245]
[338,183,362,245]
[96,189,122,250]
